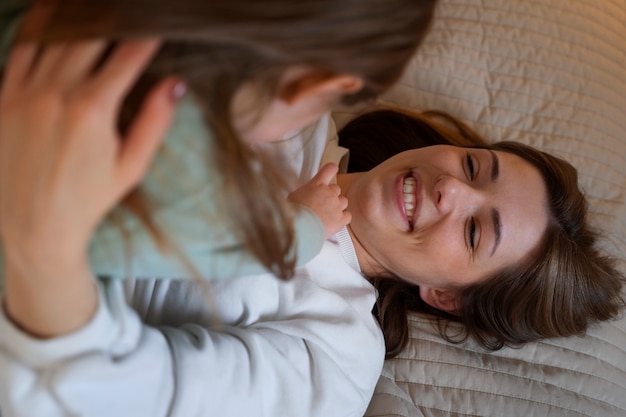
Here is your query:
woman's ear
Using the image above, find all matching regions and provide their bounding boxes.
[419,286,460,315]
[278,69,363,105]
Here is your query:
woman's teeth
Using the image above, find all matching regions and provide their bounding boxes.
[403,177,416,220]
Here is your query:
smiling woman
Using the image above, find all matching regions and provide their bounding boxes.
[337,108,625,358]
[340,145,549,292]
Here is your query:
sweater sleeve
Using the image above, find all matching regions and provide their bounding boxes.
[0,249,384,417]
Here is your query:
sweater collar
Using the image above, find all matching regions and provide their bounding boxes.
[334,227,361,273]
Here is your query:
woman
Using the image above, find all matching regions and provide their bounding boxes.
[0,0,438,284]
[338,109,626,357]
[1,109,622,417]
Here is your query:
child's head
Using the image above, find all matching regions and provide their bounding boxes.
[33,0,439,142]
[27,0,439,278]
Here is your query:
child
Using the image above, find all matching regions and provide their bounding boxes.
[0,0,438,282]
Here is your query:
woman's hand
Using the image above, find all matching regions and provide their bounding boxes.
[0,39,183,337]
[288,163,351,238]
[0,39,181,272]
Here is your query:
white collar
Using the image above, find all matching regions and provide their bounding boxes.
[333,227,361,273]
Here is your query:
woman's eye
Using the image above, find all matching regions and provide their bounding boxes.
[466,153,475,180]
[469,217,477,250]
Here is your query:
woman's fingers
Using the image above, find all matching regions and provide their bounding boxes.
[0,36,172,267]
[1,43,38,98]
[3,0,59,94]
[116,78,185,193]
[94,39,161,107]
[52,40,108,84]
[5,38,159,106]
[30,43,67,86]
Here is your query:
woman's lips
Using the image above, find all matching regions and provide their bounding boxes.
[396,172,422,231]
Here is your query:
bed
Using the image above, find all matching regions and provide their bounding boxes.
[335,0,626,416]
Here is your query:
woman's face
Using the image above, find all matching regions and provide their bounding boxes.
[345,145,549,300]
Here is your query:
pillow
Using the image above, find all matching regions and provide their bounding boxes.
[353,0,626,416]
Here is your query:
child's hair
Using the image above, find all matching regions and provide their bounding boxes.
[28,0,438,279]
[338,109,626,358]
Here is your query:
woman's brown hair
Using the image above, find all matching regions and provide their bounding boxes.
[338,109,626,358]
[22,0,437,279]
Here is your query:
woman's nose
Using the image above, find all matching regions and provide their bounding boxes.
[434,175,482,214]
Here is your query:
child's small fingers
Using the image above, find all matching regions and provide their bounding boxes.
[329,184,342,196]
[342,210,352,225]
[315,163,339,185]
[339,196,349,210]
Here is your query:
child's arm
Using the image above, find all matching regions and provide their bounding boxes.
[288,163,351,238]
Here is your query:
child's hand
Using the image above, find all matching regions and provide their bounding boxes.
[288,163,351,238]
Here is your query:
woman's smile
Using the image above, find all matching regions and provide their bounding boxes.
[397,172,422,231]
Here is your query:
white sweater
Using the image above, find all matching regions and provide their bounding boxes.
[0,233,384,417]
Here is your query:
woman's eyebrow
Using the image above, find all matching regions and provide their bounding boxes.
[489,150,499,181]
[491,208,502,256]
[489,150,501,256]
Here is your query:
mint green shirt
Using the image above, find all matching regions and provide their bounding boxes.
[0,1,325,283]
